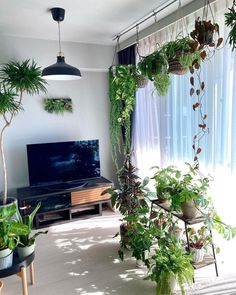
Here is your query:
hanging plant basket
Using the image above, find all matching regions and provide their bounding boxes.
[190,18,220,47]
[168,57,189,75]
[135,73,148,88]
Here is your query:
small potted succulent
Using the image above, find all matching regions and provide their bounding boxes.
[187,226,215,263]
[17,203,48,260]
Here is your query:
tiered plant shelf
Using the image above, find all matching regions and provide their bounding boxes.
[150,199,218,278]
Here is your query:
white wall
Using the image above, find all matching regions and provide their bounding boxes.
[0,35,116,192]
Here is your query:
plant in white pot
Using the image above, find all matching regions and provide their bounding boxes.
[187,226,218,263]
[147,242,194,295]
[0,59,47,206]
[17,203,48,260]
[0,202,29,269]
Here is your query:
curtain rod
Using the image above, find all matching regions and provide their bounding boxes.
[112,0,178,41]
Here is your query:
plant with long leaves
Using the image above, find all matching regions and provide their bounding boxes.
[225,0,236,51]
[0,201,29,250]
[0,59,47,204]
[17,203,48,247]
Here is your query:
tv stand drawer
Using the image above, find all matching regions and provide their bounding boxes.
[71,186,111,206]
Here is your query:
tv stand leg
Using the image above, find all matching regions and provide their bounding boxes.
[98,203,102,215]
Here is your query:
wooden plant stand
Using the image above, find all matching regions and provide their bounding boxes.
[0,252,35,295]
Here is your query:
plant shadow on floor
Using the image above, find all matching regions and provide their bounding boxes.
[35,213,156,295]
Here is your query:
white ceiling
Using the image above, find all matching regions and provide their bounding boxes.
[0,0,194,45]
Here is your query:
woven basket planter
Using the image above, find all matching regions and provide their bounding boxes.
[168,58,188,75]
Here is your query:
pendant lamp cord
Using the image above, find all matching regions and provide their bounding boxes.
[58,21,62,56]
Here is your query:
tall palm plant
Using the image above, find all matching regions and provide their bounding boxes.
[0,60,47,205]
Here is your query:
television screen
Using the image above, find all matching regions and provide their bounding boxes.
[27,140,100,186]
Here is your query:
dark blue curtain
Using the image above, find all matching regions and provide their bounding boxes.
[118,44,136,65]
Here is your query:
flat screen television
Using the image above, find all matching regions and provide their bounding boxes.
[27,139,100,187]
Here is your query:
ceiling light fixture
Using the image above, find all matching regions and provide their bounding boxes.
[42,7,82,80]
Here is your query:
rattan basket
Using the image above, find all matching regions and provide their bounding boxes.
[168,58,189,75]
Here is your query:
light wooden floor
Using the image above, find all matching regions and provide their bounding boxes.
[2,210,236,295]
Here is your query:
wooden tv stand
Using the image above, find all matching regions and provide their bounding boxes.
[17,177,113,228]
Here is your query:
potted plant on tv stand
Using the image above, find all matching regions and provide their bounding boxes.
[17,203,48,260]
[0,59,47,206]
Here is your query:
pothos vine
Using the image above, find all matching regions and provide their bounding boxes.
[109,65,137,170]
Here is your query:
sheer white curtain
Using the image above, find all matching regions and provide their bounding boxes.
[132,1,236,223]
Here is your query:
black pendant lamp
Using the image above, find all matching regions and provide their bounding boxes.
[42,7,81,80]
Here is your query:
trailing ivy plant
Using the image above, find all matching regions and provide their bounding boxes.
[225,0,236,51]
[109,65,137,168]
[43,98,72,114]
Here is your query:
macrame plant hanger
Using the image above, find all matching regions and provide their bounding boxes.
[174,0,189,39]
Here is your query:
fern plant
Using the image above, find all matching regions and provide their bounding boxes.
[147,244,194,295]
[225,0,236,51]
[0,60,47,204]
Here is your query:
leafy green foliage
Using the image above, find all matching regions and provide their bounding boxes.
[153,71,171,96]
[43,98,73,114]
[162,36,197,61]
[109,65,137,168]
[102,155,149,216]
[119,207,158,267]
[147,244,194,295]
[0,202,29,250]
[151,166,181,201]
[0,60,47,95]
[152,164,236,241]
[0,86,21,115]
[179,50,201,68]
[225,1,236,51]
[0,59,47,205]
[138,50,167,81]
[17,203,48,247]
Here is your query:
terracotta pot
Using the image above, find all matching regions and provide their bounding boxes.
[181,200,198,219]
[168,58,188,75]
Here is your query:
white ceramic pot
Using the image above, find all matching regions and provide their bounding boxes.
[191,248,204,263]
[0,248,13,270]
[170,275,177,293]
[17,243,35,260]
